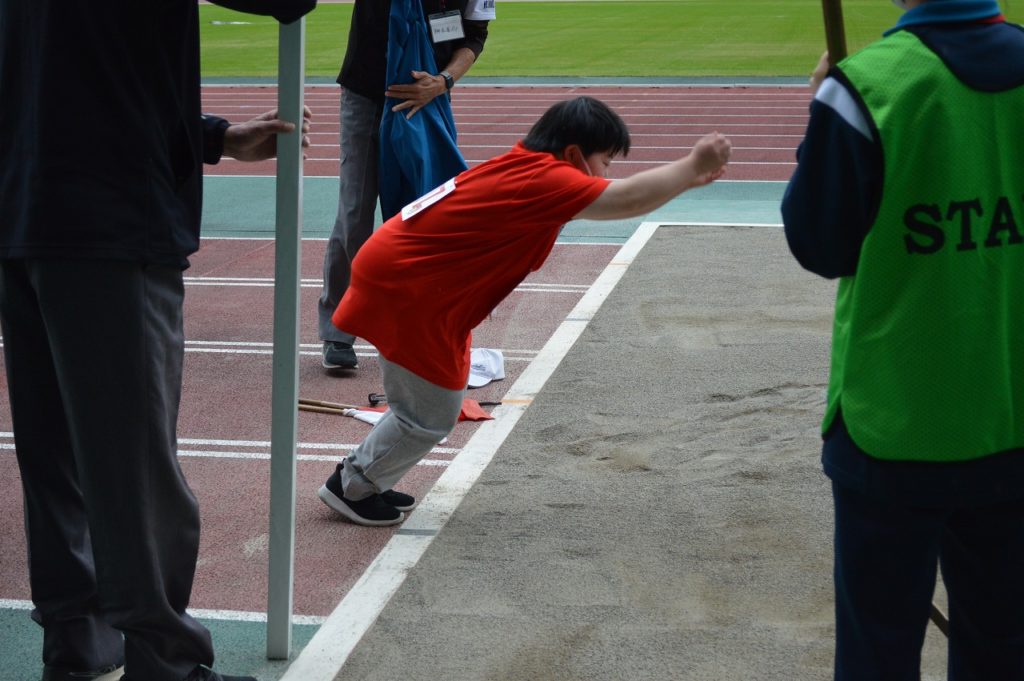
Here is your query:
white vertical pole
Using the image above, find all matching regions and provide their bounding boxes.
[267,16,305,661]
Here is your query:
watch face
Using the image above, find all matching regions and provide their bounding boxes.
[442,72,454,89]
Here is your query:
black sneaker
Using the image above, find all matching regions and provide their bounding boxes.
[322,341,358,370]
[380,489,416,512]
[42,664,122,681]
[318,467,403,526]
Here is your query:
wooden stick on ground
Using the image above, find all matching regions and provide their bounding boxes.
[297,398,362,416]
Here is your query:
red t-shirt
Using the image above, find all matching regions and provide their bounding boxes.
[333,143,610,389]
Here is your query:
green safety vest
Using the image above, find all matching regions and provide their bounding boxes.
[825,30,1024,461]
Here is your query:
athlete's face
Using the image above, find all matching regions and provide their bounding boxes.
[581,151,614,178]
[566,145,614,178]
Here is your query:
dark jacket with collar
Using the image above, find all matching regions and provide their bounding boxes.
[0,0,314,269]
[338,0,489,104]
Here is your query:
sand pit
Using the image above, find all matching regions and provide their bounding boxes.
[332,224,950,681]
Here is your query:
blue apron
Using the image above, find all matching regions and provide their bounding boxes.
[379,0,468,220]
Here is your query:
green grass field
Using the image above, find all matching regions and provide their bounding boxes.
[200,1,1023,78]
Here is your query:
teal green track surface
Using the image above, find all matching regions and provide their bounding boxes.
[200,177,785,241]
[1,607,319,680]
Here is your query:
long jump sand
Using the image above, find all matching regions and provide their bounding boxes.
[328,224,949,681]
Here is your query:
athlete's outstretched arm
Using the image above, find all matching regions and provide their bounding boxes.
[575,132,731,221]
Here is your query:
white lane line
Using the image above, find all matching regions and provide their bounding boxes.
[277,220,661,681]
[177,451,453,466]
[0,444,455,465]
[182,277,588,294]
[0,599,325,626]
[184,340,540,356]
[0,340,540,358]
[178,343,537,359]
[0,341,541,362]
[0,433,460,461]
[202,177,783,185]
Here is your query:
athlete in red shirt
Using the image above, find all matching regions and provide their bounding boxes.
[319,96,731,525]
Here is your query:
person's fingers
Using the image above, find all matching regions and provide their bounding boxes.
[252,108,279,122]
[242,109,309,140]
[252,119,297,135]
[718,136,732,162]
[810,51,831,92]
[690,132,731,174]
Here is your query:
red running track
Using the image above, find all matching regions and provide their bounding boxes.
[203,84,811,181]
[0,84,809,619]
[0,239,620,616]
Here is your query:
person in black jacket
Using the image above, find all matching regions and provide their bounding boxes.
[0,2,314,680]
[317,0,492,372]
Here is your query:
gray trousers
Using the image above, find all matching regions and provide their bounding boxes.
[318,89,384,343]
[342,356,465,500]
[0,259,213,681]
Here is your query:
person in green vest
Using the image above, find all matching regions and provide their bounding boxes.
[782,0,1024,678]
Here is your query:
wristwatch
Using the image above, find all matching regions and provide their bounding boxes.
[440,70,455,90]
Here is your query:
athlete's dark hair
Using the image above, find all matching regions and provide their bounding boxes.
[521,96,631,158]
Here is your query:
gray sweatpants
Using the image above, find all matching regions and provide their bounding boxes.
[318,88,383,344]
[341,356,465,500]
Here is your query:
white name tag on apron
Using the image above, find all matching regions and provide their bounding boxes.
[401,178,457,221]
[428,10,465,43]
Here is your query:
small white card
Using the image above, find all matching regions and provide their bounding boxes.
[401,178,457,221]
[429,10,465,43]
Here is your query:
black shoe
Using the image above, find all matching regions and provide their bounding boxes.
[318,467,403,526]
[380,489,416,512]
[322,341,358,370]
[42,664,122,681]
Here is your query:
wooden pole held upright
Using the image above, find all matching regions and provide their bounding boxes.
[821,0,848,65]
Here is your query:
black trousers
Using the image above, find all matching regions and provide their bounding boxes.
[832,481,1024,681]
[0,259,213,681]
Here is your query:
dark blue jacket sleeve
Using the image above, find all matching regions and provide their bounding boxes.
[201,115,231,165]
[781,76,882,279]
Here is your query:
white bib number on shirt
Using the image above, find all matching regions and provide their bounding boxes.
[401,178,457,221]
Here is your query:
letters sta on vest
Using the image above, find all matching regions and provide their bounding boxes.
[825,31,1024,462]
